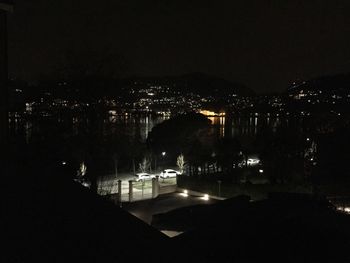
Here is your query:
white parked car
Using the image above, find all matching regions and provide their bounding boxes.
[134,173,155,182]
[160,169,181,179]
[239,157,260,167]
[247,158,260,166]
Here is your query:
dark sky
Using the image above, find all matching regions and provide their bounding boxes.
[7,0,350,93]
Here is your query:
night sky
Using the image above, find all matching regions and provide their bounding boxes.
[7,0,350,93]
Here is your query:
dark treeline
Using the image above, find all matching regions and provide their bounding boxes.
[147,112,350,191]
[9,108,350,195]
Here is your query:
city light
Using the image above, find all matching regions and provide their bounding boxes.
[162,151,166,156]
[180,189,189,197]
[337,207,350,214]
[202,194,209,201]
[199,110,225,117]
[259,169,264,173]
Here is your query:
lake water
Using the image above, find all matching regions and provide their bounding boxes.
[7,111,311,177]
[9,112,305,146]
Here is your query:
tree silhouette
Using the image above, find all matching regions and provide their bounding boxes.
[255,124,305,184]
[177,154,185,174]
[215,137,243,180]
[147,112,212,161]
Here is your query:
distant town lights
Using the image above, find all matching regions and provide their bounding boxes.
[337,207,350,214]
[199,110,225,117]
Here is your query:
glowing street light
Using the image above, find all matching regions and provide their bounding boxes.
[162,151,166,156]
[180,189,188,197]
[202,194,209,201]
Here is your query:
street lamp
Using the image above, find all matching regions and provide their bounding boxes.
[203,194,209,201]
[154,152,166,173]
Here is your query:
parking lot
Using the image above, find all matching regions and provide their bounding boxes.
[96,170,178,198]
[122,192,218,225]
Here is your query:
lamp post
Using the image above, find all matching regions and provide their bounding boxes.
[154,155,157,173]
[154,152,166,175]
[160,151,166,171]
[141,180,144,198]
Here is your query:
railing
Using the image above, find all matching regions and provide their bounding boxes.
[97,180,119,195]
[94,177,178,202]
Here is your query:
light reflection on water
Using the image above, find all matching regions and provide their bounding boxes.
[9,113,295,145]
[209,115,286,140]
[9,113,170,144]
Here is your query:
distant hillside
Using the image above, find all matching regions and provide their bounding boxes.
[0,0,13,6]
[287,73,350,95]
[178,72,254,96]
[123,72,254,97]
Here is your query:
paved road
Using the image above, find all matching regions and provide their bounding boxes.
[122,192,218,225]
[97,173,177,195]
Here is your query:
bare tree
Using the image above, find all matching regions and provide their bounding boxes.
[177,154,185,174]
[139,156,151,173]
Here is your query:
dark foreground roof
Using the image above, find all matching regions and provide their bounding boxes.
[155,194,350,262]
[3,159,167,262]
[0,0,13,11]
[4,148,350,262]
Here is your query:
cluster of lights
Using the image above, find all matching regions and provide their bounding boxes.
[337,207,350,214]
[199,110,225,117]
